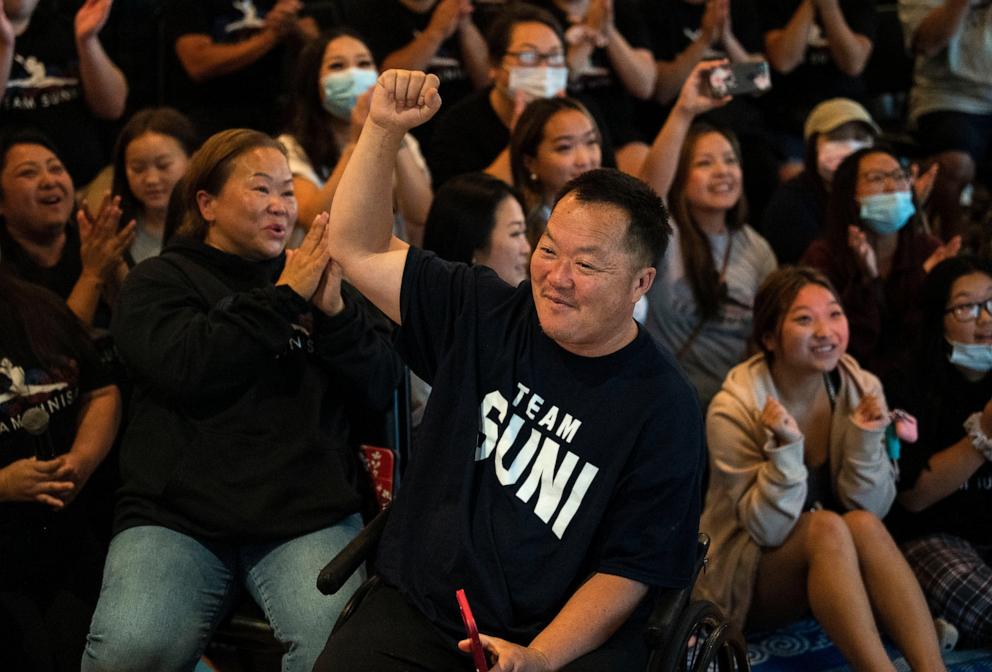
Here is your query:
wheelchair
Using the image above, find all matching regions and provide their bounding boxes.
[317,508,750,672]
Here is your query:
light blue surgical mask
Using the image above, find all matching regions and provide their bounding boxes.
[947,338,992,373]
[859,191,916,235]
[321,67,379,120]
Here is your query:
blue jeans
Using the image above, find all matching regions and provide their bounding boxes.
[82,517,363,672]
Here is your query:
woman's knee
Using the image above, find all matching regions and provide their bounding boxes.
[842,509,893,547]
[799,510,856,559]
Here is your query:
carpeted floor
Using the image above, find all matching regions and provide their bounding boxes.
[747,618,992,671]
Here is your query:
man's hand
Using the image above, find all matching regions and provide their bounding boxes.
[264,0,302,39]
[0,457,74,509]
[278,210,332,300]
[674,60,732,118]
[0,0,15,48]
[77,193,136,284]
[368,70,442,135]
[428,0,470,42]
[700,0,729,45]
[761,397,803,446]
[458,635,552,672]
[74,0,113,43]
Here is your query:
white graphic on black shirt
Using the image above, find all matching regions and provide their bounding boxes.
[477,383,599,539]
[6,55,78,89]
[226,0,265,33]
[0,358,68,404]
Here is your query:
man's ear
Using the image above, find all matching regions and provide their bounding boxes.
[196,190,216,223]
[632,266,656,302]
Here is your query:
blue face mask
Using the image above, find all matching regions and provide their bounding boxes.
[321,67,379,120]
[859,191,916,235]
[947,338,992,373]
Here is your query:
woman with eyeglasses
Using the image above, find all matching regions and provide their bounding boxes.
[884,256,992,648]
[801,146,959,376]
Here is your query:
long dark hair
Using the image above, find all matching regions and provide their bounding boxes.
[111,107,197,228]
[284,28,371,181]
[669,121,748,320]
[0,268,95,370]
[422,173,525,264]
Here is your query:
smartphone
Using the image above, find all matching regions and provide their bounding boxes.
[456,589,490,672]
[702,60,772,98]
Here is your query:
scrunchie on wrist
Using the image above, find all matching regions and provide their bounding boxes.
[964,412,992,461]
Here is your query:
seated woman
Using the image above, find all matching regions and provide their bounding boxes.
[0,129,134,327]
[0,270,121,672]
[886,256,992,648]
[81,129,404,672]
[698,266,945,672]
[801,146,958,375]
[761,98,879,265]
[639,62,777,408]
[422,172,531,288]
[111,107,197,264]
[280,29,431,246]
[509,96,605,246]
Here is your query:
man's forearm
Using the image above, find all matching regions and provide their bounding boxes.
[529,573,649,669]
[764,0,815,73]
[654,39,708,105]
[912,0,969,57]
[175,31,279,83]
[817,2,872,76]
[76,35,127,118]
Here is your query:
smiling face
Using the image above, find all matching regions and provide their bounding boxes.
[475,195,531,286]
[525,108,601,201]
[0,143,74,241]
[530,192,654,356]
[765,284,849,375]
[198,147,297,261]
[944,272,992,345]
[125,131,189,214]
[683,131,742,215]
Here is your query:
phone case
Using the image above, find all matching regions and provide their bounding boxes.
[457,589,490,672]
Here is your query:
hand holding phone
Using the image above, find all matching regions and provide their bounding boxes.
[457,589,490,672]
[701,60,772,98]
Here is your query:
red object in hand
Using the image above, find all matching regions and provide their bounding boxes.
[456,588,490,672]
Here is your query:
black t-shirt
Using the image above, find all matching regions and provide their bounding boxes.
[761,171,827,265]
[163,0,295,135]
[375,248,704,644]
[337,0,477,145]
[885,362,992,546]
[530,0,649,147]
[760,0,877,134]
[1,7,107,185]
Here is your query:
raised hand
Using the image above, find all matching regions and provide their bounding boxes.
[675,60,732,118]
[853,393,886,427]
[585,0,614,40]
[0,457,74,510]
[77,193,136,284]
[74,0,113,43]
[923,235,961,274]
[368,70,442,135]
[458,634,551,672]
[847,225,878,279]
[761,396,803,445]
[312,256,344,317]
[428,0,468,41]
[264,0,302,38]
[0,0,15,50]
[278,211,332,300]
[700,0,729,45]
[911,161,939,206]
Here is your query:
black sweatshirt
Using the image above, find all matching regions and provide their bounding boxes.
[111,239,403,542]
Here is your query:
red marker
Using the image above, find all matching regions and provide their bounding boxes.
[456,588,490,672]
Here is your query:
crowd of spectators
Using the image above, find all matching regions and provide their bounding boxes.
[3,0,992,670]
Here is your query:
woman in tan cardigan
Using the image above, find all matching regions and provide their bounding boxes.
[696,266,945,672]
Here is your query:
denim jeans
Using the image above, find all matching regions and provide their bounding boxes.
[81,516,363,672]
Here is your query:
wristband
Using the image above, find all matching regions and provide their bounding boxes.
[963,412,992,461]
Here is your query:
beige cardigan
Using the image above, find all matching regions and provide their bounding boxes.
[694,353,896,631]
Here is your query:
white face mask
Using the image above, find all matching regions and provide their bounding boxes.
[507,66,568,103]
[817,139,872,182]
[948,338,992,373]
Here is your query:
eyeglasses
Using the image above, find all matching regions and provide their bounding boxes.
[859,168,911,188]
[505,49,566,67]
[945,299,992,322]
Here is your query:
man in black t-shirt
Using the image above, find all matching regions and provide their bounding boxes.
[316,70,704,672]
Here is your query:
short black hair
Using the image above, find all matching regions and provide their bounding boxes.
[0,128,65,198]
[422,172,525,264]
[485,3,564,63]
[553,168,671,268]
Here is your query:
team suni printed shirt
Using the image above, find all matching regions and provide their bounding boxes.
[375,248,704,644]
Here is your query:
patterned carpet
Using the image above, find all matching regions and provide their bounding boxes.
[747,618,992,671]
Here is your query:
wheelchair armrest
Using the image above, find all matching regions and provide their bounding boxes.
[644,533,710,649]
[316,507,391,595]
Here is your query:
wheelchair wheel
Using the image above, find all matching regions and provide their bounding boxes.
[647,600,725,672]
[716,631,750,671]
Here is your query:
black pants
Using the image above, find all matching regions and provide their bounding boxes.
[314,581,648,672]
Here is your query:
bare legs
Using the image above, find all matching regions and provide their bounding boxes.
[748,510,946,672]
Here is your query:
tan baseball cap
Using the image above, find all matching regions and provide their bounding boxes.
[804,98,881,141]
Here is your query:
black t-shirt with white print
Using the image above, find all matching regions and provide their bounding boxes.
[375,247,704,645]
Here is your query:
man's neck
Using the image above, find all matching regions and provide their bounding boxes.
[555,319,639,358]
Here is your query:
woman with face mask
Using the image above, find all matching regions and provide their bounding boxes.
[884,256,992,649]
[280,29,432,245]
[761,99,879,265]
[801,147,959,376]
